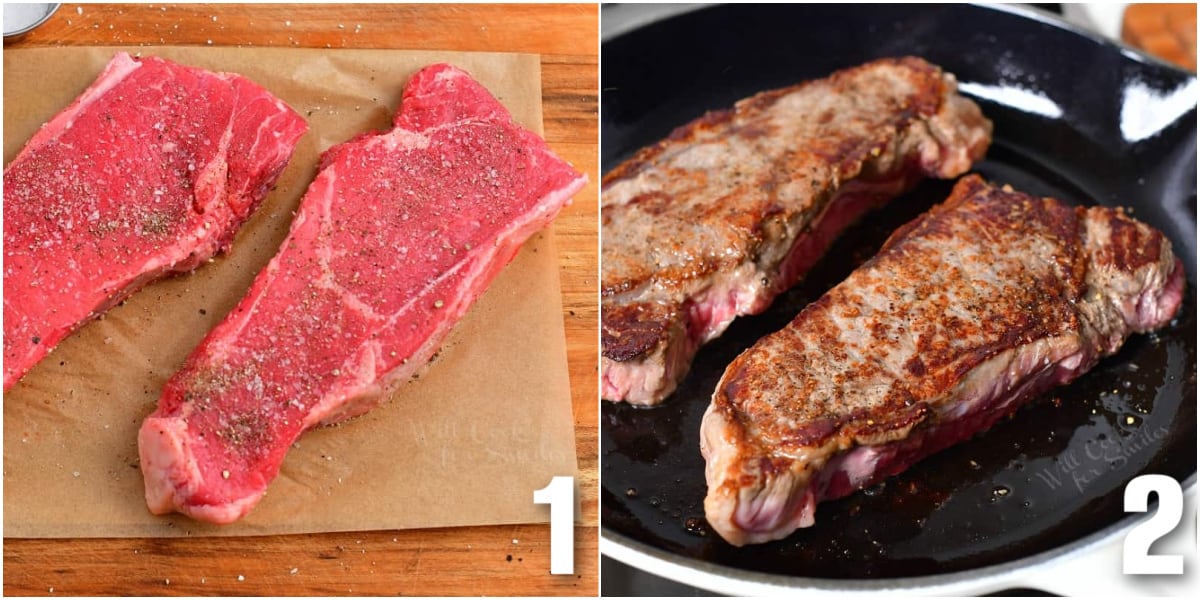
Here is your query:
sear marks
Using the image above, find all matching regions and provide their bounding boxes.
[701,176,1185,546]
[601,57,993,405]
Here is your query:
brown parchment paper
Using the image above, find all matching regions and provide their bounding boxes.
[3,47,579,537]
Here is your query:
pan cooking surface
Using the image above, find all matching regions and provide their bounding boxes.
[600,4,1197,579]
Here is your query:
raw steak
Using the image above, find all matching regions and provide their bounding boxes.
[601,57,992,405]
[701,176,1185,546]
[3,52,307,390]
[139,63,587,523]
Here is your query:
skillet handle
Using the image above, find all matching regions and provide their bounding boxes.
[1018,483,1197,595]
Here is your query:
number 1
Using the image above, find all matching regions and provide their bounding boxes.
[534,476,575,574]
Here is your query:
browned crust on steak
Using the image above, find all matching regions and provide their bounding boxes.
[601,56,992,381]
[1089,206,1166,273]
[601,302,678,361]
[702,176,1183,545]
[603,57,954,301]
[710,176,1093,456]
[602,57,944,191]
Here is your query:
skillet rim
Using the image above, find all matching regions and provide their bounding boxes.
[603,474,1196,593]
[599,0,1199,588]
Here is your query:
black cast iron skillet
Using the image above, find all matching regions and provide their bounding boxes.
[600,3,1197,591]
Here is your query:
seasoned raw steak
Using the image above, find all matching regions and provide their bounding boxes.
[139,64,587,523]
[701,176,1185,546]
[3,52,307,390]
[601,57,992,405]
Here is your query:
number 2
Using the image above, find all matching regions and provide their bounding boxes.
[534,476,575,575]
[1123,474,1184,575]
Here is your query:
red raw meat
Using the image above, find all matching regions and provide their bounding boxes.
[3,52,307,390]
[139,63,587,523]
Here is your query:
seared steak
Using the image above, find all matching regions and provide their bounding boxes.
[138,64,586,523]
[601,57,992,405]
[3,52,307,390]
[701,176,1185,546]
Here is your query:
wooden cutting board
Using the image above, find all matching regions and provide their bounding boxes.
[2,3,598,596]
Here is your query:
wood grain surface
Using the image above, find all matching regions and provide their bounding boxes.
[2,3,599,596]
